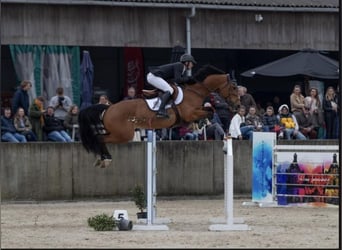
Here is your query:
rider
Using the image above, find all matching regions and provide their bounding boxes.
[146,53,197,118]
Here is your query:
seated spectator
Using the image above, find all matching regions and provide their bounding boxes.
[228,105,254,140]
[29,96,46,141]
[1,107,27,142]
[198,102,225,140]
[13,107,37,141]
[179,122,200,140]
[262,106,283,137]
[123,86,137,100]
[98,95,112,105]
[64,105,80,141]
[198,117,225,140]
[277,104,306,140]
[245,105,266,132]
[204,92,233,134]
[43,106,72,142]
[295,106,317,139]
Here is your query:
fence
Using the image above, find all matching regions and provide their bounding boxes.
[0,140,338,201]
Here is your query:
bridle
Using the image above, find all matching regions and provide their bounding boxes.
[185,74,233,99]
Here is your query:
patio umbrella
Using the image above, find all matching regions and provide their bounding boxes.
[241,48,339,80]
[80,50,94,110]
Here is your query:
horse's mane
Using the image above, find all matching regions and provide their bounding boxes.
[193,64,226,82]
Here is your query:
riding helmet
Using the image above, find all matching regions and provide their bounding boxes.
[180,54,197,64]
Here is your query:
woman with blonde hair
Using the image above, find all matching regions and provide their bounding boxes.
[29,96,45,140]
[14,107,37,141]
[304,87,325,138]
[323,86,338,139]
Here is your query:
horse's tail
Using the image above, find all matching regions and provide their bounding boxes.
[78,104,109,156]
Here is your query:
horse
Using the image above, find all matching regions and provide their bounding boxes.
[78,64,240,168]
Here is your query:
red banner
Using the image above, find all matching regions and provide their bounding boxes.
[123,47,145,98]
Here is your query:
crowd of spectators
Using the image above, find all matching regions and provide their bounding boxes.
[1,80,339,143]
[142,82,339,141]
[1,81,81,143]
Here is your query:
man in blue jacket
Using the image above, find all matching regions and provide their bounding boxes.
[12,80,32,116]
[1,107,27,142]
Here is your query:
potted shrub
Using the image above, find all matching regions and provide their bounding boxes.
[131,184,147,219]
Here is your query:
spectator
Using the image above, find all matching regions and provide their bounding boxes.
[49,87,72,123]
[123,86,137,100]
[1,107,27,142]
[271,95,282,113]
[13,107,37,141]
[204,92,233,133]
[179,122,199,140]
[197,102,225,140]
[198,117,225,140]
[255,101,265,117]
[304,87,325,138]
[64,105,80,141]
[262,106,283,137]
[334,85,340,139]
[12,80,32,116]
[228,105,254,140]
[296,106,317,139]
[98,95,112,105]
[43,106,72,142]
[245,105,266,132]
[237,85,256,113]
[277,104,306,140]
[323,86,339,139]
[296,106,318,139]
[29,96,46,141]
[290,84,305,117]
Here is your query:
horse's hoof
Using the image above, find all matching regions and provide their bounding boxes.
[93,158,102,168]
[102,159,112,168]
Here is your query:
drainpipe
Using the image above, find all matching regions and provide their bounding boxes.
[186,6,196,76]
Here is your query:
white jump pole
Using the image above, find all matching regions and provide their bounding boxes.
[209,136,250,231]
[133,129,169,231]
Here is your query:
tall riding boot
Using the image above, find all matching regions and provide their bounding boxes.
[157,91,171,118]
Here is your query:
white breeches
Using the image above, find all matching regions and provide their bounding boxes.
[147,72,174,94]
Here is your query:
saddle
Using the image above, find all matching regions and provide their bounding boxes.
[142,89,160,99]
[142,82,180,99]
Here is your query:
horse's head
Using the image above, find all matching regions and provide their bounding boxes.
[202,73,240,110]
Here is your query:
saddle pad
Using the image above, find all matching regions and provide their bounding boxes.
[145,86,183,111]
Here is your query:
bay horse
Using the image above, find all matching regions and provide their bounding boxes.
[79,64,240,168]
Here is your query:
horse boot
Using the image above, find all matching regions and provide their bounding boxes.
[156,91,171,118]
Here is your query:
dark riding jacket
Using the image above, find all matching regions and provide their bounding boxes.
[149,62,195,84]
[12,88,30,115]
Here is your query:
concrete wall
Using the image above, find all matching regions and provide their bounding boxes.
[2,4,338,50]
[0,139,338,201]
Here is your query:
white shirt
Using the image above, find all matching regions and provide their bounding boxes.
[229,113,245,138]
[49,95,72,120]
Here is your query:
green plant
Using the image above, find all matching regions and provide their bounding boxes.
[87,213,117,231]
[131,184,147,213]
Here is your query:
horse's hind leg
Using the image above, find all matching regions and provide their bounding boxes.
[99,143,112,168]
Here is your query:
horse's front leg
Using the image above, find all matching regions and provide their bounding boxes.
[190,109,211,121]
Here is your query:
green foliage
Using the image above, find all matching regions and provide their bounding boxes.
[131,184,147,213]
[87,213,117,231]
